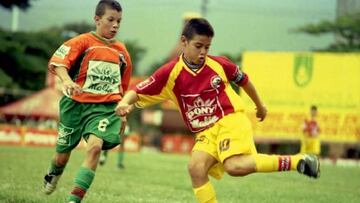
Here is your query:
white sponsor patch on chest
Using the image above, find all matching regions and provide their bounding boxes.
[82,60,121,94]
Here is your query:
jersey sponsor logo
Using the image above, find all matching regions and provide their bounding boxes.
[54,45,71,59]
[57,123,74,146]
[137,76,155,90]
[210,75,222,89]
[82,60,121,94]
[219,138,230,152]
[183,95,221,132]
[195,135,209,144]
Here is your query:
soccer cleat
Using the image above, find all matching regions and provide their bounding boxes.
[297,154,320,178]
[43,173,61,195]
[99,154,107,166]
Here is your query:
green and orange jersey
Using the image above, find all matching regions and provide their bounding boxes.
[134,55,249,133]
[49,32,132,103]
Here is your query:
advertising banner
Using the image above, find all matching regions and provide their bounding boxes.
[242,52,360,143]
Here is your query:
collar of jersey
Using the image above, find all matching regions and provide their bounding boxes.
[91,31,116,45]
[180,54,207,76]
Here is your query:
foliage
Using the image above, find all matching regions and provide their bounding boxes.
[0,28,63,90]
[295,11,360,52]
[0,0,33,11]
[124,40,146,76]
[0,21,146,91]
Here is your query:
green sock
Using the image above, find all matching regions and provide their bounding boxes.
[68,167,95,203]
[118,152,124,166]
[49,160,65,175]
[103,150,108,157]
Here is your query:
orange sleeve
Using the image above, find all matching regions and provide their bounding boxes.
[48,34,87,74]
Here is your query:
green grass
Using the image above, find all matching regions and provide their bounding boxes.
[0,146,359,203]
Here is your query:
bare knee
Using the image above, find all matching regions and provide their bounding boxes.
[223,155,256,177]
[54,153,70,166]
[86,145,102,158]
[188,162,209,179]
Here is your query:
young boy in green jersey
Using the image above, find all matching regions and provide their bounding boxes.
[43,1,132,202]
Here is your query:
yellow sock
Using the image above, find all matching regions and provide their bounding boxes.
[254,153,303,172]
[193,181,217,203]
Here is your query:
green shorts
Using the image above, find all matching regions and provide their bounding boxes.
[56,96,123,153]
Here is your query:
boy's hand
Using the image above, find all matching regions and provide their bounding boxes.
[62,79,82,96]
[256,105,267,122]
[115,102,133,117]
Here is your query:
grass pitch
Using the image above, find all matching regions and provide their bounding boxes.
[0,146,359,203]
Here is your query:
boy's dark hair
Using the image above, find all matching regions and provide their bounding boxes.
[311,105,317,111]
[182,18,214,40]
[95,0,122,17]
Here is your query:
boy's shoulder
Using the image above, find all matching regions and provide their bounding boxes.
[207,55,233,64]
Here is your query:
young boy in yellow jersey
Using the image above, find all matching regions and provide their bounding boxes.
[42,1,132,202]
[301,105,321,155]
[115,18,319,203]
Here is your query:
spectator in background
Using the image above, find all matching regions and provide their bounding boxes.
[301,105,321,156]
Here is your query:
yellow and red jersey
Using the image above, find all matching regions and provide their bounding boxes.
[49,32,132,103]
[303,119,320,138]
[135,55,248,133]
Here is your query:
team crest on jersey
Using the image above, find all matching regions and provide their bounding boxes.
[137,76,155,90]
[119,53,127,71]
[210,75,222,89]
[54,45,71,59]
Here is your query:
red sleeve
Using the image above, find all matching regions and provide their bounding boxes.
[134,61,175,95]
[208,55,249,86]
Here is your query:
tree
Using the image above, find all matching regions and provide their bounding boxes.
[0,0,32,11]
[295,11,360,51]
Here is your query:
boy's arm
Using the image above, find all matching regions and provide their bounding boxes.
[54,66,82,96]
[241,80,267,121]
[115,90,138,116]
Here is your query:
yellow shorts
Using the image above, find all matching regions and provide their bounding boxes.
[300,137,321,155]
[192,112,257,179]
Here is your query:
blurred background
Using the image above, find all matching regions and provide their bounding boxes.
[0,0,359,163]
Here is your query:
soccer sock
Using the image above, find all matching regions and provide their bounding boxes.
[49,160,65,175]
[118,151,124,166]
[103,150,108,157]
[68,167,95,203]
[193,181,217,203]
[253,153,303,172]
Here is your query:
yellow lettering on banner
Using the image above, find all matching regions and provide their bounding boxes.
[242,52,360,143]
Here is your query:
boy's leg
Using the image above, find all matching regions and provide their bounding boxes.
[117,142,125,168]
[44,96,82,195]
[99,150,108,166]
[223,153,320,178]
[68,135,103,203]
[44,152,70,195]
[189,151,218,203]
[218,112,320,178]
